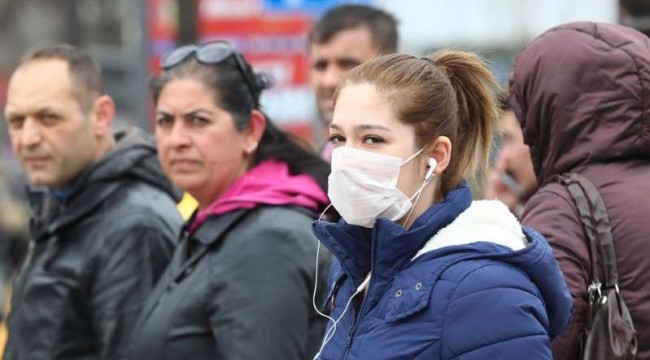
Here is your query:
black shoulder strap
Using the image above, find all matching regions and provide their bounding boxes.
[558,173,618,288]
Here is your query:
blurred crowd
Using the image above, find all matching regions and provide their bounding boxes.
[0,3,649,360]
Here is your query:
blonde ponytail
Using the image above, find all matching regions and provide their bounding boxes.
[431,50,500,196]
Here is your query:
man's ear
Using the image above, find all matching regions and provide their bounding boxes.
[92,95,115,137]
[244,110,267,154]
[425,136,452,176]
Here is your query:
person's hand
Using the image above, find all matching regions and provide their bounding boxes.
[485,169,522,212]
[485,138,537,214]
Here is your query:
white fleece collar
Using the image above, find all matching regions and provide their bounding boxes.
[413,200,527,260]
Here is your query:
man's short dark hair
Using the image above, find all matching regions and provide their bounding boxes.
[20,44,105,113]
[309,4,398,54]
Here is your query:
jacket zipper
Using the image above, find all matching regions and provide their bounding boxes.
[13,234,54,310]
[20,240,35,273]
[11,240,36,305]
[342,273,376,360]
[342,228,385,360]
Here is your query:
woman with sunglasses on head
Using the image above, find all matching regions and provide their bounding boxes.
[127,41,332,360]
[311,51,572,359]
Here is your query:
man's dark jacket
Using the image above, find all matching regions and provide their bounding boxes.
[4,128,183,360]
[510,22,650,359]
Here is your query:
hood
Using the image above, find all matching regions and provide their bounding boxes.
[413,200,526,257]
[509,22,650,184]
[190,159,329,233]
[27,127,181,237]
[415,200,572,337]
[76,127,181,200]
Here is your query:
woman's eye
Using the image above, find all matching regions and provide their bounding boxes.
[156,116,173,127]
[191,116,210,126]
[328,134,345,144]
[363,136,384,145]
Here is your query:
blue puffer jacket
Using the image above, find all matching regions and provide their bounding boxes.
[312,183,572,360]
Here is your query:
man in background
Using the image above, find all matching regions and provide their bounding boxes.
[2,44,182,359]
[485,93,537,217]
[308,4,399,160]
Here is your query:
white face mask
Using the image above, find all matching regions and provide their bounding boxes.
[328,147,432,228]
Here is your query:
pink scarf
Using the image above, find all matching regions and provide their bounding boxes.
[189,160,328,233]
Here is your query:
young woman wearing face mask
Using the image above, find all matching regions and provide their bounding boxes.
[127,41,332,360]
[311,51,573,359]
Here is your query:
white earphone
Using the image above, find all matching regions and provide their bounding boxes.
[312,243,369,360]
[424,158,437,181]
[356,273,371,292]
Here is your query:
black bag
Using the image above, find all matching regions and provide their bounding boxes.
[558,173,637,360]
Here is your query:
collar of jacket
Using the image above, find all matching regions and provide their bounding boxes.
[312,182,472,287]
[27,181,121,240]
[413,200,526,258]
[164,210,249,279]
[25,128,180,239]
[187,209,249,246]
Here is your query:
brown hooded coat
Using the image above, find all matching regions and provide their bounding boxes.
[510,22,650,359]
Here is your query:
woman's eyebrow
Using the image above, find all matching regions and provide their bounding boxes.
[329,123,391,131]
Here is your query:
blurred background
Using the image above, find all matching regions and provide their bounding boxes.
[3,0,649,141]
[0,0,648,343]
[0,0,648,258]
[0,0,648,144]
[0,0,648,353]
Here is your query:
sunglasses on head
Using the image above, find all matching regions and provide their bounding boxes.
[160,40,257,96]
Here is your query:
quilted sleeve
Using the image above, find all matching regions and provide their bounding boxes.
[440,263,552,359]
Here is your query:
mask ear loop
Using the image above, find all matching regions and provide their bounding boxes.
[400,148,425,166]
[403,158,437,227]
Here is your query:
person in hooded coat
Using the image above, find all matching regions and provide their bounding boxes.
[509,21,650,359]
[311,49,572,359]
